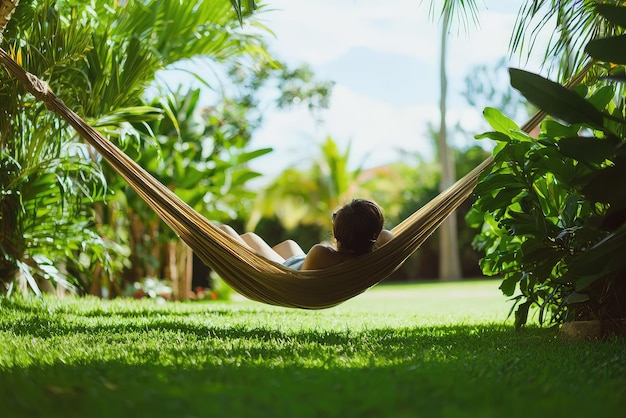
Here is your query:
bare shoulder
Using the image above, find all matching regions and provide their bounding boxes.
[376,229,394,247]
[301,244,339,270]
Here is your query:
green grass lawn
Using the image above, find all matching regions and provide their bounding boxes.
[1,279,625,418]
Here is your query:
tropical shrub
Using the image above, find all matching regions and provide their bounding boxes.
[0,0,131,295]
[468,4,626,332]
[0,0,270,295]
[121,87,272,286]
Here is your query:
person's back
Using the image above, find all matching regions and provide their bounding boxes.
[302,199,393,270]
[219,198,393,271]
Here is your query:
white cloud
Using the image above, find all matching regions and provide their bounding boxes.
[250,84,439,178]
[259,0,437,66]
[245,0,546,179]
[323,85,437,162]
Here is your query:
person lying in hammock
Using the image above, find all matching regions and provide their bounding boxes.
[219,198,394,270]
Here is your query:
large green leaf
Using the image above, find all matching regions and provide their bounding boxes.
[237,147,273,164]
[231,169,262,188]
[567,229,626,277]
[474,131,513,143]
[509,68,604,129]
[499,272,521,297]
[558,137,617,165]
[585,35,626,65]
[483,107,520,135]
[596,4,626,29]
[473,173,521,195]
[543,120,580,138]
[514,300,532,329]
[587,85,616,111]
[480,188,525,212]
[582,159,626,204]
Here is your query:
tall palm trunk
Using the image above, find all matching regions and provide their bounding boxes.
[437,7,461,281]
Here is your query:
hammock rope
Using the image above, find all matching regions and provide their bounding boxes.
[0,35,591,308]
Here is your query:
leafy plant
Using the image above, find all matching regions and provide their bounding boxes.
[469,5,626,331]
[1,0,276,295]
[0,1,130,295]
[119,86,272,284]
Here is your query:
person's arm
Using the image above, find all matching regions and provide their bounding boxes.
[375,229,394,248]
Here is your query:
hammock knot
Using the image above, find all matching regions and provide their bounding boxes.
[25,72,63,111]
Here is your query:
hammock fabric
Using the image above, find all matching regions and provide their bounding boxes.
[0,44,587,309]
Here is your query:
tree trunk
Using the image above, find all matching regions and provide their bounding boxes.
[437,6,461,281]
[168,241,192,301]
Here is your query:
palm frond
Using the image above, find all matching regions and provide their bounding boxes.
[511,0,624,81]
[230,0,257,25]
[428,0,480,33]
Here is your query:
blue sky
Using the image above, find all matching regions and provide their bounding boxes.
[238,0,550,178]
[161,1,549,179]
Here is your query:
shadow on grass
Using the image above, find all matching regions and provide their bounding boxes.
[0,297,236,318]
[1,303,537,344]
[2,300,626,418]
[2,325,624,418]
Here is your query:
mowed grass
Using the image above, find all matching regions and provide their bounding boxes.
[1,279,625,418]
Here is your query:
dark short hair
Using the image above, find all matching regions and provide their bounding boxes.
[332,199,384,255]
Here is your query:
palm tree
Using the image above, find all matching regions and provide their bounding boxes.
[434,0,625,81]
[435,5,462,281]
